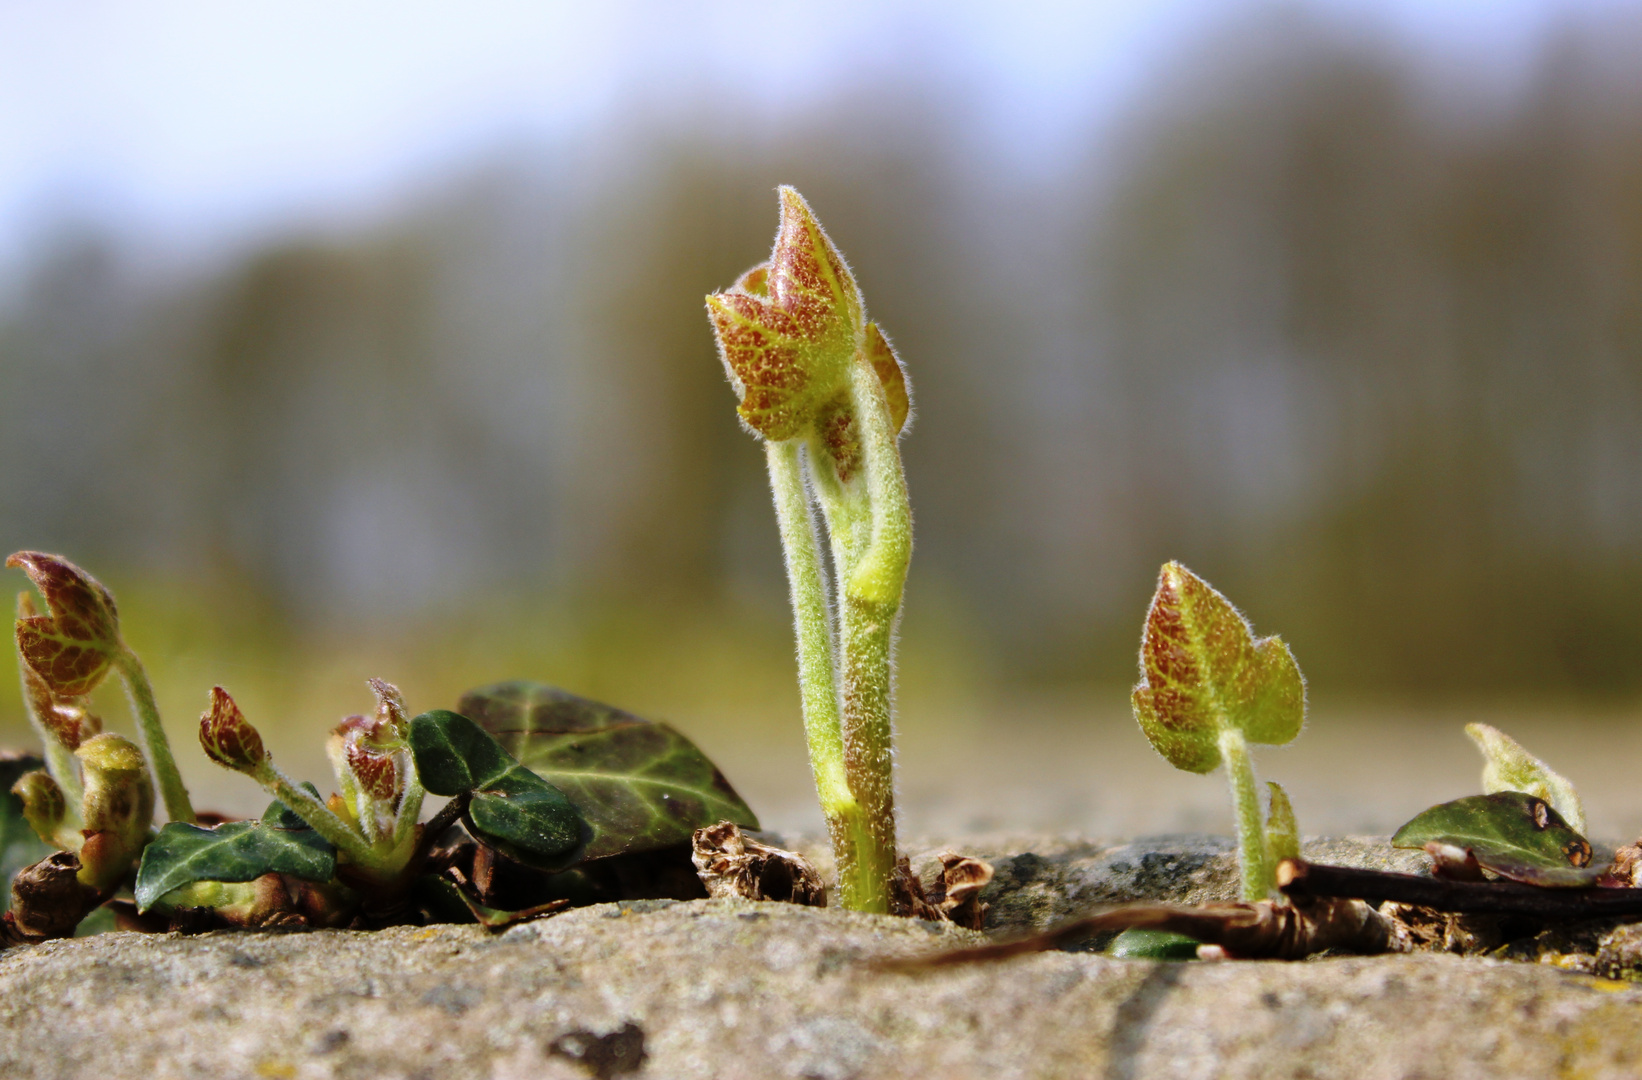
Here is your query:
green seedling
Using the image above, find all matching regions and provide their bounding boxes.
[1131,562,1306,901]
[706,187,913,913]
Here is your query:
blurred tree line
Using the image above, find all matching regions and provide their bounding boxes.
[6,15,1642,698]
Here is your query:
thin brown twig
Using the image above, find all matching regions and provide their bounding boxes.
[1277,858,1642,918]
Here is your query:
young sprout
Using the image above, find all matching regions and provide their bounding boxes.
[8,552,194,823]
[1464,722,1585,835]
[199,682,423,888]
[1131,562,1306,901]
[706,187,913,913]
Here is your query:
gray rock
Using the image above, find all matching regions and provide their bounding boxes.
[0,837,1634,1080]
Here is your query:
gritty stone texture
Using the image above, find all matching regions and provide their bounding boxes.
[1,836,1635,1080]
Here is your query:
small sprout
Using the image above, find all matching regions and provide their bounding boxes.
[8,551,194,823]
[75,733,155,891]
[1131,562,1306,900]
[706,188,914,913]
[198,686,267,773]
[1392,792,1604,887]
[12,770,69,849]
[1265,781,1300,867]
[1464,723,1585,835]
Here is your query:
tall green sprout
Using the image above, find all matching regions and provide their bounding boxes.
[706,188,913,912]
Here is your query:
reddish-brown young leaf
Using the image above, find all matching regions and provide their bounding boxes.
[1131,562,1305,773]
[345,740,399,801]
[864,321,910,435]
[198,686,267,773]
[8,552,122,698]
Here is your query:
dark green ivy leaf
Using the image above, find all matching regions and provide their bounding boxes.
[1392,791,1606,888]
[456,681,760,861]
[0,752,55,914]
[134,793,336,912]
[407,710,587,871]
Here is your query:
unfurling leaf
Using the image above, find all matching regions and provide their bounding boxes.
[1265,781,1300,866]
[11,769,67,847]
[198,686,267,773]
[1131,562,1305,773]
[1464,723,1586,835]
[1392,792,1605,887]
[8,552,122,698]
[407,709,587,870]
[705,187,909,453]
[0,753,56,912]
[457,681,760,861]
[134,797,336,912]
[19,660,101,751]
[75,733,155,891]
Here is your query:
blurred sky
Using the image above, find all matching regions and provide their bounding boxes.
[0,0,1614,277]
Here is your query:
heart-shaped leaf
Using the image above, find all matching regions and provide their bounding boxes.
[1392,792,1605,887]
[407,710,586,870]
[1131,562,1305,774]
[456,681,760,862]
[0,753,55,913]
[134,794,336,912]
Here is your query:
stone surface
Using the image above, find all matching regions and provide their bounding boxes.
[0,836,1637,1080]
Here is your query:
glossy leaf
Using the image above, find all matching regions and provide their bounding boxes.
[1108,928,1201,960]
[1392,792,1604,887]
[0,753,55,913]
[8,551,121,698]
[1464,723,1586,835]
[1131,562,1305,773]
[456,680,760,861]
[407,709,586,870]
[134,794,336,912]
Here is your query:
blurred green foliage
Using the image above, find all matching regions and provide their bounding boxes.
[4,14,1642,727]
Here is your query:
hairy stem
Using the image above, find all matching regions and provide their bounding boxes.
[766,442,853,814]
[392,764,426,851]
[837,593,899,913]
[114,650,194,823]
[253,761,375,867]
[1219,727,1269,901]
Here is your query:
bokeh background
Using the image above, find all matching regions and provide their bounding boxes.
[6,0,1642,840]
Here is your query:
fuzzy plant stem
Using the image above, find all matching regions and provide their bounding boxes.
[1219,727,1269,901]
[114,649,194,823]
[252,761,376,867]
[831,358,913,913]
[391,766,426,850]
[17,660,83,807]
[766,441,877,895]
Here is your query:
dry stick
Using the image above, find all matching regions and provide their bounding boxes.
[1278,858,1642,919]
[878,895,1395,970]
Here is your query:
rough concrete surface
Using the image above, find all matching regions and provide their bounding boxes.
[2,836,1638,1080]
